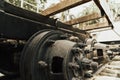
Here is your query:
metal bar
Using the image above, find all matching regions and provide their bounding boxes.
[93,0,114,28]
[0,1,88,40]
[3,1,86,34]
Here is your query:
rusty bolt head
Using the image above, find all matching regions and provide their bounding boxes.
[71,47,81,54]
[68,62,80,69]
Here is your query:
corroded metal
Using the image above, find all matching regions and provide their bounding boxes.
[20,30,98,80]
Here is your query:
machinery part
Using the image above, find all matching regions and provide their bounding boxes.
[81,58,98,71]
[20,29,57,80]
[0,39,24,76]
[85,38,97,47]
[64,47,84,80]
[20,30,75,80]
[84,38,96,53]
[84,38,111,64]
[0,1,88,40]
[20,30,95,80]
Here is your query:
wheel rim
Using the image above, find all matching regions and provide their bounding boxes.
[20,30,63,80]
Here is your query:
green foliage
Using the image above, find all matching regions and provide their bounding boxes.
[25,0,36,5]
[80,3,99,16]
[8,0,21,6]
[6,0,47,12]
[40,0,47,3]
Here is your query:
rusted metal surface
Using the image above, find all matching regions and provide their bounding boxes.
[0,30,120,80]
[0,1,87,40]
[0,0,119,80]
[19,30,98,80]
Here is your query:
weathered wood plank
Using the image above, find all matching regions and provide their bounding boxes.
[87,27,112,33]
[41,0,92,16]
[83,21,110,30]
[64,13,102,25]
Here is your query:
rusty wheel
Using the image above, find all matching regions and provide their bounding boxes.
[20,29,85,80]
[20,30,63,80]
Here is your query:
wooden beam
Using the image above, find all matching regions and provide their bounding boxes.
[41,0,92,16]
[93,0,114,28]
[64,13,102,25]
[87,27,112,33]
[83,21,110,30]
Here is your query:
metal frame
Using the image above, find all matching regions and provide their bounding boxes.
[0,0,87,40]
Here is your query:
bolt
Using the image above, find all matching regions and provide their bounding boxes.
[72,77,80,80]
[60,34,68,39]
[93,57,99,61]
[68,62,80,69]
[84,71,93,78]
[77,43,87,48]
[46,40,55,45]
[84,50,90,54]
[91,62,98,70]
[69,36,79,42]
[38,61,48,68]
[71,47,81,54]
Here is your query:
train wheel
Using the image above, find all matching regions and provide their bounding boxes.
[20,30,85,80]
[20,30,64,80]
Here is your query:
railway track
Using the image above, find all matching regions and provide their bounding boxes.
[88,55,120,80]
